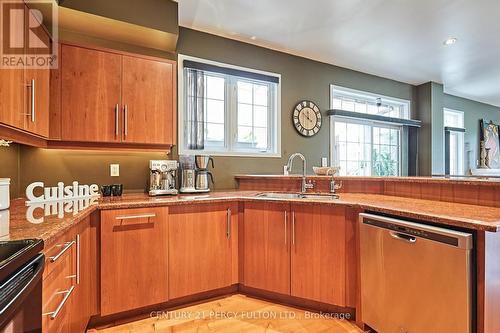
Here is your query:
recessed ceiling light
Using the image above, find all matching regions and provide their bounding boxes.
[250,36,257,40]
[443,37,457,46]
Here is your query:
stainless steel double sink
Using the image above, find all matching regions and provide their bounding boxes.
[255,192,339,200]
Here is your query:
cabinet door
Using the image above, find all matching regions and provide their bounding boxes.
[0,3,24,129]
[61,45,122,142]
[291,204,346,306]
[23,7,49,137]
[243,202,290,295]
[100,207,168,316]
[168,203,236,299]
[68,218,93,333]
[121,55,175,144]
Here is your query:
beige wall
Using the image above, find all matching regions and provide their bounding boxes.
[0,144,20,198]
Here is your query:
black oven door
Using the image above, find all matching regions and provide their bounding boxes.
[0,254,44,333]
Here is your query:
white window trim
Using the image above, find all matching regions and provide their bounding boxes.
[443,108,465,175]
[443,108,465,128]
[330,85,411,119]
[329,85,410,175]
[178,54,282,158]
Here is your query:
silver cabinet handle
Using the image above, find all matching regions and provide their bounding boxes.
[49,241,75,263]
[76,234,80,285]
[292,211,296,245]
[115,213,156,220]
[27,79,35,122]
[227,208,231,239]
[124,104,128,137]
[31,79,35,122]
[284,210,287,245]
[45,285,75,320]
[115,104,119,136]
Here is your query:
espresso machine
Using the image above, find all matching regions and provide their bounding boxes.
[179,155,214,193]
[148,160,179,196]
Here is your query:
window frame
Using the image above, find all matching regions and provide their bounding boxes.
[443,108,465,175]
[329,85,410,175]
[178,54,281,158]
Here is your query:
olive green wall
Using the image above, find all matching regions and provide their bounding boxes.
[444,90,500,172]
[176,27,416,188]
[18,147,166,197]
[0,144,20,198]
[6,28,500,197]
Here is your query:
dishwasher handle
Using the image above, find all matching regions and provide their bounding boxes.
[390,231,416,244]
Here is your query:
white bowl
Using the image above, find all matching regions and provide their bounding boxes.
[312,166,340,176]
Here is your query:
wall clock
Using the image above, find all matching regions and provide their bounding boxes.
[292,100,322,137]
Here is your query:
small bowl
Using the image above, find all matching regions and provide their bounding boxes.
[313,166,340,176]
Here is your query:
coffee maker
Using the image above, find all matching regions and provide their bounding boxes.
[195,155,214,192]
[148,160,179,196]
[179,155,215,193]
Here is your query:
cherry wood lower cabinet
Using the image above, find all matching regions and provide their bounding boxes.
[290,204,347,306]
[243,201,290,295]
[42,216,95,333]
[168,203,238,299]
[242,201,354,308]
[100,207,169,316]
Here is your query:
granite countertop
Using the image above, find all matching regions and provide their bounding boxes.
[234,174,500,186]
[2,191,500,247]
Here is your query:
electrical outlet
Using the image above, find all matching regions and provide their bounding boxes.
[321,157,328,167]
[110,164,120,177]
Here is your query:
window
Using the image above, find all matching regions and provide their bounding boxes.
[330,86,410,176]
[444,108,465,175]
[179,55,281,157]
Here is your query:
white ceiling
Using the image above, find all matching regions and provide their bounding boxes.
[179,0,500,107]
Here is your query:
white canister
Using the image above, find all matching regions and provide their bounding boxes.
[0,178,10,210]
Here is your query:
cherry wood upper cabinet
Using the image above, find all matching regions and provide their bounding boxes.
[58,43,176,147]
[243,201,291,295]
[23,8,50,138]
[121,56,175,145]
[168,203,237,299]
[290,204,347,306]
[61,45,122,143]
[0,2,24,129]
[0,4,50,138]
[100,207,169,316]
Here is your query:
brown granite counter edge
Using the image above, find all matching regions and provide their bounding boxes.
[40,206,98,248]
[234,174,500,186]
[98,196,500,232]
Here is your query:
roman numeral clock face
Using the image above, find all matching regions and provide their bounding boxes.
[293,101,322,137]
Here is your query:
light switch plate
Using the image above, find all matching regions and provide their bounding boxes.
[110,164,120,177]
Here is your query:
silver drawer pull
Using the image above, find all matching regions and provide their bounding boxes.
[115,213,156,220]
[49,241,75,263]
[45,285,75,320]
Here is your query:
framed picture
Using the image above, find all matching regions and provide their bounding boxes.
[480,119,500,168]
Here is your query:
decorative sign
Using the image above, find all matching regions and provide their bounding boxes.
[25,197,99,224]
[26,181,100,203]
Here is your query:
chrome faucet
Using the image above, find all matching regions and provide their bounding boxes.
[326,168,342,194]
[285,153,314,193]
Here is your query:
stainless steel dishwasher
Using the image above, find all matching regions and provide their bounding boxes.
[359,213,473,333]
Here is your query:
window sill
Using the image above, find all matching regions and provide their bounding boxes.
[179,149,281,158]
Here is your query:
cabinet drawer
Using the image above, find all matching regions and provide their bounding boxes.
[42,253,74,333]
[43,234,76,279]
